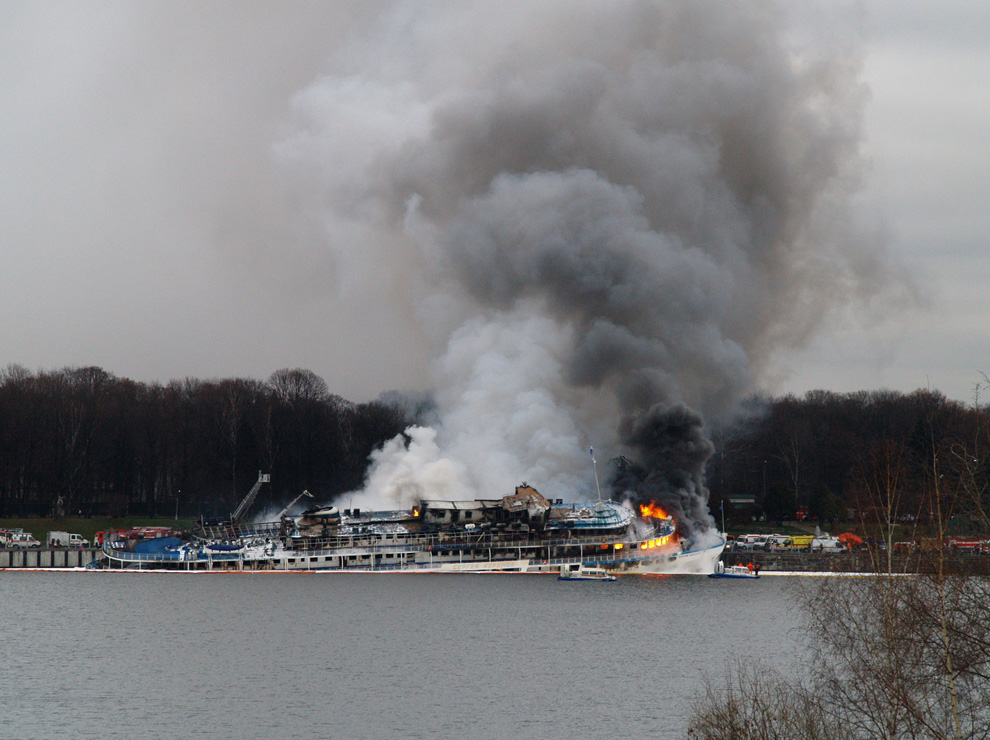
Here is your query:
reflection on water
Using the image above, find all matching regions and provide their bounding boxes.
[0,572,806,739]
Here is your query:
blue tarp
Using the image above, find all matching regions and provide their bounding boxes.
[133,536,183,553]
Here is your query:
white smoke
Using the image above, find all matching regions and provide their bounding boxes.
[347,307,607,510]
[276,1,913,528]
[346,425,472,511]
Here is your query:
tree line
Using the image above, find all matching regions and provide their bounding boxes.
[706,387,990,534]
[0,365,412,519]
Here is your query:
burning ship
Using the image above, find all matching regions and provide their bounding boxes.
[99,474,724,574]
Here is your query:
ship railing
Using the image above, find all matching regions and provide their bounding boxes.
[544,544,676,565]
[281,540,597,559]
[283,529,638,555]
[278,534,647,565]
[543,552,615,564]
[193,514,666,547]
[103,548,185,563]
[108,532,660,562]
[102,543,242,563]
[325,552,630,572]
[195,521,283,540]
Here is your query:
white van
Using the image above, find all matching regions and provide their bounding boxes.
[735,534,768,551]
[10,532,42,548]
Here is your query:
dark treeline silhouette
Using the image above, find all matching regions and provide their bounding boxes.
[3,364,988,530]
[707,387,990,532]
[0,365,411,519]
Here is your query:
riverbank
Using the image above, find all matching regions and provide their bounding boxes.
[724,549,990,576]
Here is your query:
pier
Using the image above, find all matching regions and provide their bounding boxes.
[0,547,103,569]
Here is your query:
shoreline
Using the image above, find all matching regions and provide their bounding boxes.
[1,566,916,577]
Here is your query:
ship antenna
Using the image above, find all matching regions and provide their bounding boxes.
[590,447,603,509]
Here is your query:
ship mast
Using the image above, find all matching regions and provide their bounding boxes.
[590,447,603,509]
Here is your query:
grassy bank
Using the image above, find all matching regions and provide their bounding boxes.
[0,517,199,545]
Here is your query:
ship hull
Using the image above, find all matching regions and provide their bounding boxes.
[100,536,725,576]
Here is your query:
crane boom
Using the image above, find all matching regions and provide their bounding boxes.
[277,490,314,520]
[230,471,270,524]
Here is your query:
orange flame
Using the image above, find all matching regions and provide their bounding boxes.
[639,502,669,519]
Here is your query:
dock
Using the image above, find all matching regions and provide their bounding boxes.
[0,547,103,569]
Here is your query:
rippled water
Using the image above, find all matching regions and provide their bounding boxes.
[0,572,806,739]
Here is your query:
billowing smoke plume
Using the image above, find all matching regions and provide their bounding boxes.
[614,404,715,537]
[277,1,907,540]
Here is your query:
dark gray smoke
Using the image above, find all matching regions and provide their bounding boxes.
[612,404,715,540]
[280,1,912,540]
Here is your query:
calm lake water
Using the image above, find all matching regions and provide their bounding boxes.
[0,572,807,739]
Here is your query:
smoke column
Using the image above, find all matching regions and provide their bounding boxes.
[276,1,908,540]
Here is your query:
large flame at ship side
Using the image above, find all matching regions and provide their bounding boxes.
[639,502,669,520]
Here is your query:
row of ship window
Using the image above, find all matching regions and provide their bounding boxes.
[283,553,415,564]
[280,544,641,565]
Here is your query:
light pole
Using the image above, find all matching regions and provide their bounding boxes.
[175,490,181,521]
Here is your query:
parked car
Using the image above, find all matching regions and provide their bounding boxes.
[764,534,791,551]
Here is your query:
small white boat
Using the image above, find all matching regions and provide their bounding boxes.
[708,561,759,579]
[558,564,617,581]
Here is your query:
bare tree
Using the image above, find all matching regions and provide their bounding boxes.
[688,661,833,740]
[690,575,990,740]
[852,439,917,572]
[689,416,990,740]
[267,368,329,404]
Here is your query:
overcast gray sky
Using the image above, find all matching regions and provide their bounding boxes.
[1,1,987,404]
[771,1,990,403]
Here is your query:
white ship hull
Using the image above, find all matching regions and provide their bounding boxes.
[101,535,725,576]
[99,488,724,576]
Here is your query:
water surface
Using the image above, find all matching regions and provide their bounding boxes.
[0,572,805,739]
